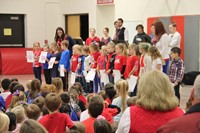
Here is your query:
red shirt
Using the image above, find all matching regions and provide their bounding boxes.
[71,55,79,72]
[82,117,96,133]
[97,55,106,70]
[33,50,42,67]
[129,105,184,133]
[114,55,127,72]
[102,108,118,124]
[140,55,145,67]
[124,56,140,79]
[79,95,87,105]
[39,112,74,133]
[5,94,12,110]
[91,52,101,68]
[105,98,112,105]
[106,52,115,71]
[85,37,100,46]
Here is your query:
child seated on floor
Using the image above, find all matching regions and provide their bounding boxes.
[39,93,76,133]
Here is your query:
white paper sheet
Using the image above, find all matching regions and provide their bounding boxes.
[113,70,121,83]
[48,57,56,69]
[39,52,47,63]
[26,51,34,63]
[60,64,65,77]
[100,70,109,84]
[86,69,96,81]
[71,72,76,84]
[127,75,138,92]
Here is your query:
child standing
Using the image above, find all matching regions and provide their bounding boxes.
[97,45,107,89]
[124,43,140,79]
[139,43,152,77]
[169,47,184,102]
[82,46,93,93]
[148,46,164,71]
[39,93,76,133]
[42,45,52,84]
[89,43,101,93]
[75,46,87,92]
[114,43,127,79]
[112,79,129,122]
[71,45,80,73]
[50,42,61,78]
[59,40,70,91]
[33,42,42,83]
[106,42,116,84]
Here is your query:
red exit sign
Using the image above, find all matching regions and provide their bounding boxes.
[97,0,114,4]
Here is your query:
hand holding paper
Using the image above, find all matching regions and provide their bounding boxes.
[127,75,138,92]
[39,52,47,63]
[26,51,34,63]
[48,57,56,69]
[113,70,121,83]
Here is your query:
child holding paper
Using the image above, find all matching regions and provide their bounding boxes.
[59,40,70,91]
[89,43,101,93]
[106,42,116,84]
[75,46,87,92]
[50,42,61,78]
[139,43,152,77]
[114,43,127,79]
[82,46,92,93]
[71,45,80,73]
[97,45,107,89]
[124,43,140,79]
[33,42,42,83]
[148,46,164,71]
[42,45,52,84]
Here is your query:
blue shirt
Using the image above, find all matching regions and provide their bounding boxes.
[42,53,51,69]
[59,49,70,72]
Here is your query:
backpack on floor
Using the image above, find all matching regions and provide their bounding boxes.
[182,71,200,85]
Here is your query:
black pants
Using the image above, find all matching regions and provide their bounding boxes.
[33,67,42,83]
[61,72,68,91]
[44,69,52,84]
[174,82,180,102]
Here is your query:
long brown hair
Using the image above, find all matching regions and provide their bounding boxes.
[154,20,166,41]
[29,79,41,99]
[116,43,127,56]
[148,46,164,64]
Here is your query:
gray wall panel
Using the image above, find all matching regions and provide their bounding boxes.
[159,17,171,34]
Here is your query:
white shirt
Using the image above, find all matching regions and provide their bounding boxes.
[156,33,170,59]
[169,31,181,49]
[80,109,89,122]
[112,96,129,122]
[83,55,92,76]
[0,91,11,101]
[116,107,130,133]
[152,58,163,71]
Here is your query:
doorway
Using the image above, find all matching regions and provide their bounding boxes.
[65,14,89,41]
[0,14,25,47]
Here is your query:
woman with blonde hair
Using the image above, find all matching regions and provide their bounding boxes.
[116,70,184,133]
[112,79,129,121]
[52,77,63,94]
[0,112,10,132]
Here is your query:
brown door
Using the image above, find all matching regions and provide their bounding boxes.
[67,15,80,38]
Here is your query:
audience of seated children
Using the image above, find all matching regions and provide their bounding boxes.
[82,95,104,133]
[50,42,61,78]
[148,46,164,71]
[106,42,116,84]
[25,80,32,98]
[19,119,48,133]
[42,44,52,84]
[104,83,116,105]
[89,43,101,93]
[25,104,41,120]
[73,82,87,105]
[39,93,76,133]
[0,112,10,132]
[0,78,11,101]
[126,96,137,107]
[168,47,185,102]
[116,70,184,133]
[52,77,63,95]
[139,42,152,77]
[82,45,93,93]
[97,45,107,88]
[32,42,42,83]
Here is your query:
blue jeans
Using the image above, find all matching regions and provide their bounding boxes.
[33,67,42,83]
[93,73,102,93]
[163,59,169,74]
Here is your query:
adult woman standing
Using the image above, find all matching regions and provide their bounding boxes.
[54,27,74,57]
[152,21,170,74]
[85,28,100,46]
[101,27,111,45]
[116,70,184,133]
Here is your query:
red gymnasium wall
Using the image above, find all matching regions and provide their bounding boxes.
[0,48,33,75]
[147,16,184,60]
